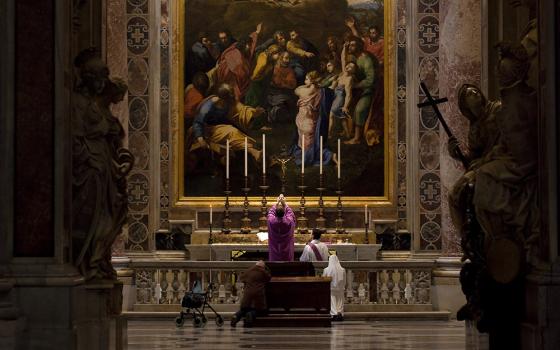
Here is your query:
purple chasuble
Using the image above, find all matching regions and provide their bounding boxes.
[267,204,296,261]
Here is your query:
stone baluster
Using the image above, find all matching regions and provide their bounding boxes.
[345,269,354,303]
[392,270,401,304]
[225,271,234,303]
[379,269,389,304]
[404,269,414,304]
[155,269,163,304]
[157,270,165,304]
[178,269,187,302]
[358,283,366,304]
[165,270,174,304]
[235,273,244,304]
[171,270,181,304]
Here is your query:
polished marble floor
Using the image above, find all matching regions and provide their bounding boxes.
[127,319,489,350]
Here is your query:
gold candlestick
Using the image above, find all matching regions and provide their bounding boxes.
[240,176,251,234]
[259,173,269,232]
[222,178,232,234]
[335,178,345,234]
[364,221,370,244]
[316,172,326,229]
[297,173,308,234]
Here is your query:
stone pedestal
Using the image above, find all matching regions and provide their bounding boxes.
[521,263,560,350]
[73,281,124,350]
[12,273,125,350]
[0,278,24,350]
[432,257,464,317]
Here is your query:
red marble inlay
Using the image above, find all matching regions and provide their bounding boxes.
[14,0,55,257]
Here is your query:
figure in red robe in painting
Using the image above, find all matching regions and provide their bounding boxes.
[216,23,262,101]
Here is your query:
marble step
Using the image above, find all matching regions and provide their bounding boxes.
[134,303,434,312]
[250,314,331,327]
[123,310,451,321]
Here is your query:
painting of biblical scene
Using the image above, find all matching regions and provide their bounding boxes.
[183,0,385,197]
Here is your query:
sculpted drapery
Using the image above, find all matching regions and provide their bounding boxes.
[72,49,134,281]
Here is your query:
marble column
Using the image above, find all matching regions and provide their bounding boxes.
[521,2,560,349]
[106,0,129,258]
[106,0,129,146]
[439,0,482,256]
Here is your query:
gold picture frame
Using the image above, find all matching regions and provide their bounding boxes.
[170,0,396,209]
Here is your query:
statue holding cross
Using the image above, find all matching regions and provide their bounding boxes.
[417,82,471,169]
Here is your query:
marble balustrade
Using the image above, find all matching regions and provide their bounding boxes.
[121,260,435,311]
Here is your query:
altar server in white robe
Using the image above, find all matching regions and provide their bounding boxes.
[323,254,346,321]
[299,228,329,262]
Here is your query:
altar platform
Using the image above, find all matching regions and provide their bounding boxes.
[185,243,381,261]
[185,230,381,261]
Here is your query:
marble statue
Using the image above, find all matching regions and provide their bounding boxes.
[448,84,501,264]
[452,41,539,337]
[72,49,134,281]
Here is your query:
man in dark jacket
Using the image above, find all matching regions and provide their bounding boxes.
[231,260,271,327]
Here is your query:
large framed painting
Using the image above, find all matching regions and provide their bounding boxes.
[172,0,395,207]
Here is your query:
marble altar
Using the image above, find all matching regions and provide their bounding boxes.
[185,243,380,261]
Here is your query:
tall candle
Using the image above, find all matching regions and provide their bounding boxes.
[365,204,368,223]
[337,139,341,179]
[319,136,323,174]
[301,135,305,174]
[244,137,248,177]
[226,139,230,179]
[210,205,213,225]
[262,134,266,174]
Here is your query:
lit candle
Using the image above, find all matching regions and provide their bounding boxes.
[226,139,230,179]
[365,204,368,223]
[244,137,248,177]
[337,138,341,179]
[301,134,305,174]
[262,134,266,174]
[210,205,213,225]
[320,135,323,175]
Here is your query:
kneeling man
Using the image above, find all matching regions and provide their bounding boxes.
[231,260,271,327]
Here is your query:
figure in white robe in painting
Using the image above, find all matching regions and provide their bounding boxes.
[323,255,346,321]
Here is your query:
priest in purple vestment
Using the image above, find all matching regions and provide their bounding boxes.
[267,194,296,261]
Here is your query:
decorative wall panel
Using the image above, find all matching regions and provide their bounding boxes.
[126,0,152,251]
[417,0,442,250]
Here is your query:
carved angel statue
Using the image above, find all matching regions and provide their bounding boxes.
[72,49,134,281]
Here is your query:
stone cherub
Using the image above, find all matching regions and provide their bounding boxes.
[72,48,134,281]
